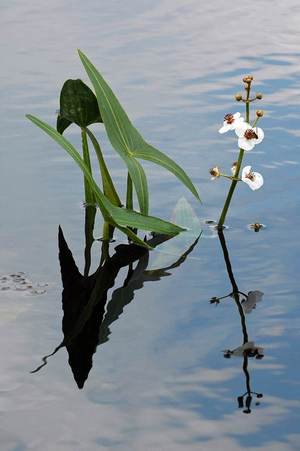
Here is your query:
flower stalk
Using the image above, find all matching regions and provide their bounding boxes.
[217,76,263,228]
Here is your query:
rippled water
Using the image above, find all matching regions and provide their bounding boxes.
[1,1,300,450]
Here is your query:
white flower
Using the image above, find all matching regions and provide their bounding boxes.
[235,123,264,151]
[219,112,244,134]
[241,166,264,191]
[242,290,264,314]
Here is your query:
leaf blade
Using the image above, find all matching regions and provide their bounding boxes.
[78,50,200,202]
[26,115,184,239]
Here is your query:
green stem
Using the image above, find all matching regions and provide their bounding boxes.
[126,173,133,210]
[81,128,94,205]
[218,148,244,228]
[102,221,110,240]
[217,83,251,228]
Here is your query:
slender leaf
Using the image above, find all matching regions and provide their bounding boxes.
[85,128,122,207]
[26,115,185,241]
[121,154,149,215]
[78,49,200,202]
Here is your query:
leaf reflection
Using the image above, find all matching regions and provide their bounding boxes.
[31,226,199,389]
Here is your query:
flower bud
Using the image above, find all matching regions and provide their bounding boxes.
[256,93,263,100]
[231,161,238,175]
[256,110,264,117]
[235,93,243,101]
[209,166,221,180]
[243,75,253,83]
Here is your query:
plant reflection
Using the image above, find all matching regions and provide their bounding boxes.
[31,208,199,389]
[210,230,264,414]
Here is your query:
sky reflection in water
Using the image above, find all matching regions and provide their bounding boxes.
[0,0,300,450]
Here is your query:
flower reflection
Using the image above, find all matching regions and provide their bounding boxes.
[210,230,264,414]
[223,341,264,359]
[242,290,264,314]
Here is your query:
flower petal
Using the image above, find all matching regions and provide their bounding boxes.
[233,112,241,119]
[235,122,250,137]
[238,137,255,151]
[219,123,230,134]
[242,169,264,190]
[243,290,264,313]
[251,171,264,190]
[242,165,252,178]
[254,127,264,144]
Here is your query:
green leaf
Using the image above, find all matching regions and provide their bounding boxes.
[77,49,200,204]
[85,128,122,207]
[134,145,199,201]
[26,115,185,243]
[121,154,149,215]
[57,115,72,135]
[57,79,102,133]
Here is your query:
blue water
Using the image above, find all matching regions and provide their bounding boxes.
[0,1,300,450]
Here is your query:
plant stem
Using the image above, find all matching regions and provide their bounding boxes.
[81,128,94,205]
[126,173,133,210]
[102,221,110,240]
[217,83,251,228]
[218,148,244,228]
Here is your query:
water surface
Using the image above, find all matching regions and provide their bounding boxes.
[0,1,300,450]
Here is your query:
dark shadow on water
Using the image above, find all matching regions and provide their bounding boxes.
[31,216,199,389]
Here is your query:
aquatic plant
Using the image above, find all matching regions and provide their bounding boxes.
[210,76,265,228]
[27,50,200,248]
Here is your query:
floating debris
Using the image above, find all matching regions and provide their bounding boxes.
[0,272,48,296]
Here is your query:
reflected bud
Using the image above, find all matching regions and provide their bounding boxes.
[256,93,263,100]
[235,93,243,101]
[237,396,244,408]
[250,222,263,232]
[245,395,252,408]
[256,110,264,117]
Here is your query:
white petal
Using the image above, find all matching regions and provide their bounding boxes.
[242,165,252,179]
[254,127,264,144]
[231,117,245,130]
[235,122,250,137]
[238,137,255,151]
[242,171,264,190]
[219,123,230,134]
[251,171,264,190]
[233,112,241,119]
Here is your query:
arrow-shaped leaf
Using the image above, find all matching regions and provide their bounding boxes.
[78,49,200,206]
[26,115,185,244]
